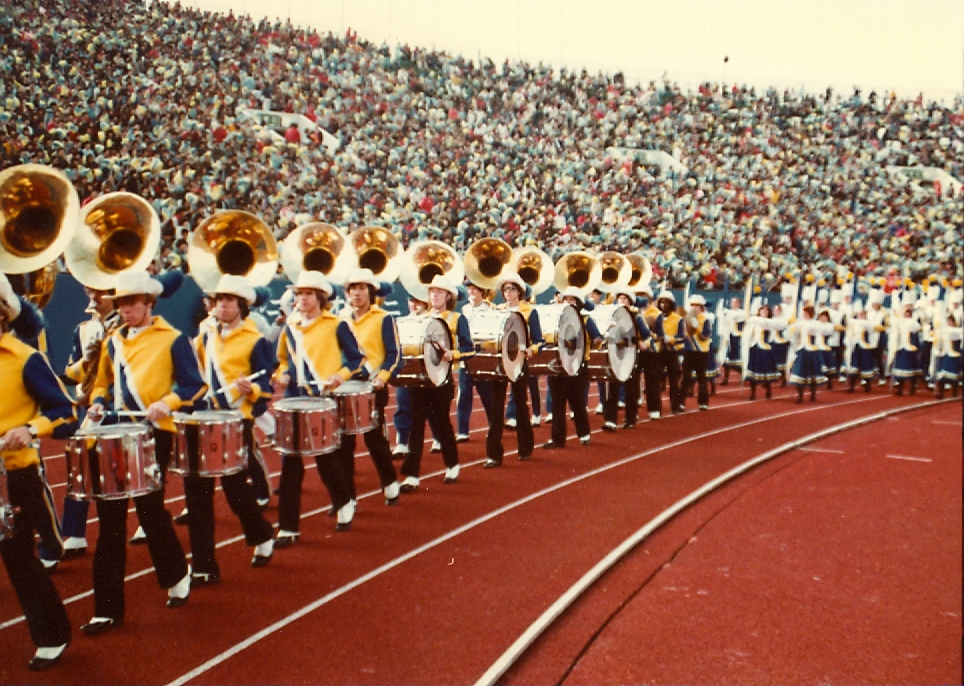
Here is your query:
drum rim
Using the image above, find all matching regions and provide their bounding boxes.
[274,396,338,410]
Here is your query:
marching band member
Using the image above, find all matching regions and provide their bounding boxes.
[786,304,836,403]
[457,281,494,442]
[392,294,428,456]
[651,291,686,414]
[335,268,402,506]
[483,273,541,468]
[85,270,205,633]
[771,302,792,385]
[187,274,276,582]
[934,310,962,398]
[399,275,475,490]
[587,287,607,415]
[890,300,922,396]
[637,286,663,420]
[544,287,600,450]
[603,286,651,430]
[743,303,784,400]
[828,290,848,382]
[843,303,880,392]
[274,270,365,543]
[817,308,844,389]
[0,288,75,670]
[680,294,713,411]
[57,286,121,560]
[720,297,746,385]
[865,289,889,383]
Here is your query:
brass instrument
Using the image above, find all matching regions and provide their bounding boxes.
[625,253,653,293]
[512,245,554,295]
[6,262,59,308]
[348,226,400,283]
[190,210,279,292]
[553,251,602,296]
[464,238,514,290]
[280,222,354,286]
[66,192,160,290]
[0,164,79,275]
[597,251,632,293]
[399,240,464,302]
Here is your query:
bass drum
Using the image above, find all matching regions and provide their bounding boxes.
[465,310,528,382]
[393,315,453,387]
[528,303,585,376]
[588,304,637,382]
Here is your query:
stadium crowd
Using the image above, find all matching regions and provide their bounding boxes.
[1,0,962,288]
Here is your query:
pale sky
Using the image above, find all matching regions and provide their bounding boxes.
[181,0,964,103]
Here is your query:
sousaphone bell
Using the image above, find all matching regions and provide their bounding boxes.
[553,251,602,297]
[348,226,401,283]
[512,245,554,296]
[281,222,355,286]
[189,210,279,292]
[399,239,464,302]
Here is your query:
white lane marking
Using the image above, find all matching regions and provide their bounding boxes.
[797,447,845,454]
[885,454,933,463]
[473,397,953,686]
[931,420,962,426]
[164,394,894,686]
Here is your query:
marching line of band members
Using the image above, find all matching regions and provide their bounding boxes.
[1,264,962,672]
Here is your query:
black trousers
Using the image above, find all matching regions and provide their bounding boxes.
[658,348,682,411]
[639,351,662,414]
[92,429,188,620]
[487,372,534,463]
[0,465,71,648]
[335,386,398,499]
[680,350,709,408]
[604,366,641,425]
[183,420,273,576]
[401,381,458,478]
[547,369,591,446]
[276,448,352,533]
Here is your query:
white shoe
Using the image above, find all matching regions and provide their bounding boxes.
[336,501,354,529]
[455,433,469,442]
[253,539,274,558]
[256,497,269,507]
[649,411,660,420]
[167,566,191,607]
[594,403,603,414]
[443,463,460,483]
[531,414,541,426]
[579,435,590,445]
[129,525,147,544]
[505,418,517,428]
[545,413,553,422]
[64,536,87,551]
[617,400,625,408]
[400,475,419,492]
[41,557,59,570]
[384,481,400,503]
[393,443,409,455]
[602,421,617,432]
[429,439,442,453]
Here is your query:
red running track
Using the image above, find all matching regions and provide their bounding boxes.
[0,385,958,685]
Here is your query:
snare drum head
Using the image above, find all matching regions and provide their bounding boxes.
[331,379,373,396]
[275,396,338,412]
[77,423,150,440]
[593,305,637,382]
[556,304,585,376]
[173,409,243,425]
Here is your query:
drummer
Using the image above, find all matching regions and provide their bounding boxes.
[679,294,713,412]
[187,274,276,582]
[0,282,75,670]
[399,274,475,491]
[85,270,205,633]
[275,270,365,543]
[602,286,652,430]
[392,294,427,456]
[544,287,601,450]
[483,272,541,468]
[457,280,494,443]
[334,268,402,507]
[651,291,686,415]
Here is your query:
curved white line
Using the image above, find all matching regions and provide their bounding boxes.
[472,397,954,686]
[164,393,899,686]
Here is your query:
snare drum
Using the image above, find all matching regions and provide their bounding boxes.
[273,396,341,456]
[66,423,161,500]
[528,304,585,376]
[392,315,453,386]
[0,462,12,542]
[588,304,638,382]
[172,410,246,477]
[465,310,528,381]
[331,380,378,435]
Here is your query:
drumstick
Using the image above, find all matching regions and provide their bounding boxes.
[115,410,149,418]
[210,369,268,397]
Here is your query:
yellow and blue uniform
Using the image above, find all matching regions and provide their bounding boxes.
[400,308,475,480]
[337,305,401,499]
[187,318,276,578]
[681,311,713,409]
[87,315,204,621]
[0,331,75,652]
[547,309,600,448]
[653,309,685,413]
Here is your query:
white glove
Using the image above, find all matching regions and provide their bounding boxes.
[0,274,21,321]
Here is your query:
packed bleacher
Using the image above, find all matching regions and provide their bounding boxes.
[2,0,962,288]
